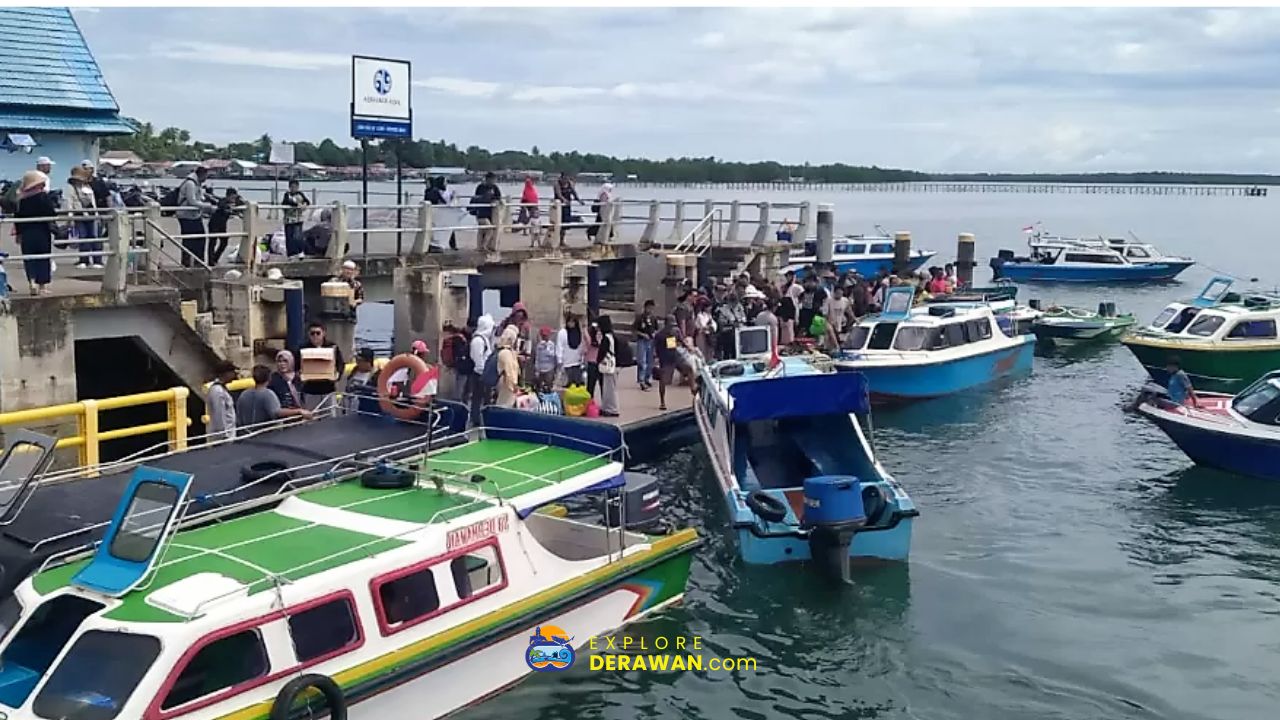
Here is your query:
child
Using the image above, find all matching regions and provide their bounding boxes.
[534,326,559,393]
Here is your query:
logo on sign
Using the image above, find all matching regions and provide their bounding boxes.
[374,68,392,95]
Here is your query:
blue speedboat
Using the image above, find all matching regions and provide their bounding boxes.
[1137,371,1280,481]
[834,286,1035,401]
[692,329,917,579]
[989,233,1194,283]
[785,235,935,277]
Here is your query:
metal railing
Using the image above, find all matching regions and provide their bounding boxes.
[671,209,723,256]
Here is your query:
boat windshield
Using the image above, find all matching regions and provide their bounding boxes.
[1233,379,1280,424]
[1149,306,1178,329]
[32,630,161,720]
[1165,307,1200,333]
[1184,313,1226,337]
[844,325,870,350]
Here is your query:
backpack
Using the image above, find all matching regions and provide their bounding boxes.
[0,181,17,215]
[481,347,501,388]
[441,333,463,369]
[160,181,185,208]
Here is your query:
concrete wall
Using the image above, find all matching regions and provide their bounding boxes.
[393,266,473,358]
[0,297,81,450]
[0,134,98,184]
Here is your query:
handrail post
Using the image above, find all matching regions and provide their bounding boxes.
[598,200,616,245]
[794,201,811,246]
[101,209,130,296]
[142,205,162,280]
[169,387,189,451]
[549,199,563,249]
[330,202,348,261]
[489,198,507,253]
[410,201,432,258]
[667,200,685,246]
[241,201,260,274]
[80,399,98,471]
[726,201,741,244]
[751,201,770,247]
[639,200,659,249]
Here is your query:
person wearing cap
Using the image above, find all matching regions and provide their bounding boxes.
[343,347,379,412]
[206,361,240,441]
[62,163,101,268]
[14,170,57,295]
[336,260,365,306]
[35,156,54,175]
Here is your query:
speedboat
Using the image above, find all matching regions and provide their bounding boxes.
[1136,371,1280,481]
[1032,302,1136,345]
[692,326,917,579]
[785,234,935,277]
[834,285,1036,401]
[989,232,1194,283]
[0,408,699,720]
[1122,276,1280,393]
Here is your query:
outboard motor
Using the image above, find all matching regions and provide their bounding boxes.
[802,476,866,583]
[989,250,1014,279]
[603,471,663,532]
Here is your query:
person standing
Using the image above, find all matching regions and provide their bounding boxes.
[584,317,602,399]
[282,179,310,258]
[295,321,345,407]
[823,286,852,347]
[468,314,495,426]
[634,299,659,391]
[207,188,242,265]
[343,347,379,412]
[588,183,615,243]
[596,316,620,417]
[534,326,558,392]
[239,364,312,426]
[438,321,468,401]
[518,176,540,237]
[268,350,305,412]
[62,164,100,268]
[206,361,239,441]
[753,297,780,349]
[495,326,521,408]
[425,176,459,251]
[176,166,212,267]
[553,172,582,243]
[470,172,502,252]
[557,312,586,387]
[35,156,54,176]
[15,171,56,295]
[713,282,746,360]
[654,315,686,412]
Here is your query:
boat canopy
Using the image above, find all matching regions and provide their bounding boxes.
[727,372,870,422]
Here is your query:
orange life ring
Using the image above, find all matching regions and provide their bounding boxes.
[377,354,435,420]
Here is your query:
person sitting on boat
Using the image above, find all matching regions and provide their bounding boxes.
[240,364,312,428]
[1165,357,1199,408]
[927,267,950,295]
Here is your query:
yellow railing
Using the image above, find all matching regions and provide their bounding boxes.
[0,387,190,468]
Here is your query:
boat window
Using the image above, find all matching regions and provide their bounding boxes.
[162,629,269,710]
[843,325,869,350]
[968,318,993,341]
[287,596,360,664]
[1063,252,1124,265]
[1125,247,1150,258]
[847,243,866,254]
[869,243,892,254]
[1234,381,1280,423]
[867,323,897,350]
[110,480,180,563]
[377,566,442,627]
[451,544,505,599]
[1150,306,1178,328]
[0,594,104,708]
[33,631,161,720]
[0,595,20,646]
[1226,319,1277,340]
[944,323,968,347]
[1185,314,1226,337]
[1165,307,1200,333]
[892,326,931,351]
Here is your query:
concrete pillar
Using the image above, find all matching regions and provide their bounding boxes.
[101,210,130,297]
[816,203,834,265]
[794,202,811,246]
[956,233,976,288]
[329,203,348,263]
[751,202,770,247]
[410,202,433,258]
[726,201,741,244]
[518,257,591,330]
[893,231,912,277]
[703,199,715,225]
[240,201,260,274]
[638,200,660,249]
[668,200,686,246]
[393,265,474,359]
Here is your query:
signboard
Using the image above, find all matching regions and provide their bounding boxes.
[351,55,412,139]
[269,142,295,164]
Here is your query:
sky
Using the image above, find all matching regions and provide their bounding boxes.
[71,6,1280,174]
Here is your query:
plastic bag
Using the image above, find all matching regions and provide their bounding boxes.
[584,399,600,418]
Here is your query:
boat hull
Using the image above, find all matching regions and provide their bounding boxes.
[838,340,1035,401]
[994,260,1194,283]
[786,251,935,278]
[1139,401,1280,481]
[736,512,914,564]
[1122,337,1280,393]
[1033,318,1134,343]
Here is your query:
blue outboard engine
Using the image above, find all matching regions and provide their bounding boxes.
[802,476,866,582]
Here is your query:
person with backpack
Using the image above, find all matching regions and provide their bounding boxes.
[468,314,495,427]
[439,321,470,401]
[172,166,212,267]
[470,172,501,252]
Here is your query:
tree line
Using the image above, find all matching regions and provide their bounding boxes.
[101,119,1279,185]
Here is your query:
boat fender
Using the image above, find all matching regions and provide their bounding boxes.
[745,490,788,524]
[378,353,433,421]
[240,461,292,485]
[716,361,745,378]
[270,673,346,720]
[360,464,416,490]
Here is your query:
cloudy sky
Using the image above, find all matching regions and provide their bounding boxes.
[73,6,1280,173]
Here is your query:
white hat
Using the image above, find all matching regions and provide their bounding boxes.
[342,260,357,270]
[35,156,54,166]
[743,286,766,300]
[266,268,284,281]
[79,159,95,169]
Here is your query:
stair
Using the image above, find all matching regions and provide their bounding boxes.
[701,246,757,286]
[182,300,255,370]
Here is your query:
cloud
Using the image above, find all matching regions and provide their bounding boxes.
[414,76,500,98]
[510,85,607,103]
[149,41,347,71]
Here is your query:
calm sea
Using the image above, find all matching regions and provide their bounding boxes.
[356,187,1279,720]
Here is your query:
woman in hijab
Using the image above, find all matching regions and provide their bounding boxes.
[556,312,585,387]
[495,325,521,408]
[584,315,602,399]
[588,183,615,243]
[15,171,57,295]
[596,316,620,417]
[518,176,540,235]
[268,350,305,410]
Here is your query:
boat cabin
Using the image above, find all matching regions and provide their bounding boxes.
[1233,373,1280,426]
[1141,277,1280,341]
[842,287,1008,355]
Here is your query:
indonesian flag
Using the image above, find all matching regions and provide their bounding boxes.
[1022,222,1040,233]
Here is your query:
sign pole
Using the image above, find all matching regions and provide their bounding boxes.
[361,139,369,257]
[396,141,404,256]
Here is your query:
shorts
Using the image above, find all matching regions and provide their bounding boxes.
[657,364,676,384]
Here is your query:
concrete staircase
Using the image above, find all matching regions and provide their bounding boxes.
[599,275,638,341]
[179,300,255,370]
[701,246,758,286]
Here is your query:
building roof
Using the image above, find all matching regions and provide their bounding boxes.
[0,7,134,135]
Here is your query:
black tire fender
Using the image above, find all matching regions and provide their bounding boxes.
[241,460,292,485]
[270,673,346,720]
[745,490,788,524]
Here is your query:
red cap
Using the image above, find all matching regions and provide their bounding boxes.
[411,339,428,354]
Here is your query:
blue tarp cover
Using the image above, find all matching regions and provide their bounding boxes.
[728,372,870,422]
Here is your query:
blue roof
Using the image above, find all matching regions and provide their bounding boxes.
[0,7,131,135]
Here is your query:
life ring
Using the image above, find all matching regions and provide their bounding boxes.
[862,485,889,526]
[360,465,416,490]
[745,490,788,524]
[270,673,346,720]
[378,354,434,420]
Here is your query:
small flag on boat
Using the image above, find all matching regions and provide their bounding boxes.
[1022,222,1040,233]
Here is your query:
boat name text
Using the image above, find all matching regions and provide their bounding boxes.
[446,515,510,550]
